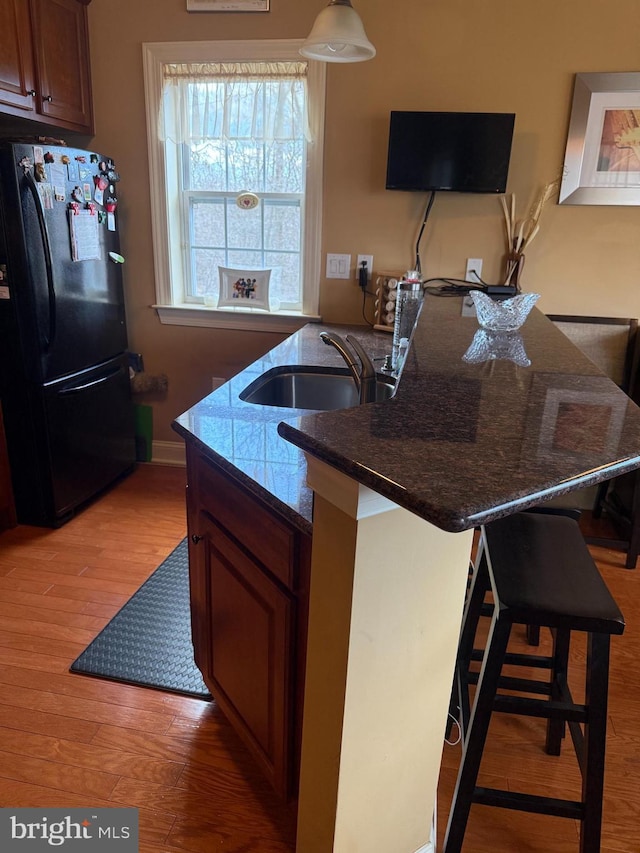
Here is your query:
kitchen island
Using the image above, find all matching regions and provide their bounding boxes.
[172,323,394,798]
[174,296,640,853]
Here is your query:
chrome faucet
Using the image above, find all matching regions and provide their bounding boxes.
[320,331,377,404]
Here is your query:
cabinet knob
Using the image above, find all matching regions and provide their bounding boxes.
[43,95,53,103]
[27,89,36,97]
[191,534,202,544]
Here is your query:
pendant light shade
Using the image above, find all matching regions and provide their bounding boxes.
[300,0,376,64]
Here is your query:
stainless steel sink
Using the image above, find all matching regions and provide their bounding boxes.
[239,366,395,410]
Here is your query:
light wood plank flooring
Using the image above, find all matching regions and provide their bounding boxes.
[0,464,638,851]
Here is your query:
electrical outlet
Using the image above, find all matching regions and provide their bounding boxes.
[465,258,483,283]
[326,253,351,279]
[356,254,373,281]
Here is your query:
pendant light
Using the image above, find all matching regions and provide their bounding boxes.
[300,0,376,63]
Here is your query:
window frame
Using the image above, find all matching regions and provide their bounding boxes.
[142,40,325,332]
[183,190,305,310]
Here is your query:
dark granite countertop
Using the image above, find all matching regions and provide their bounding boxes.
[172,323,394,535]
[173,296,640,535]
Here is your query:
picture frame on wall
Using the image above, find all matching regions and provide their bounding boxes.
[559,72,640,205]
[186,0,269,10]
[217,268,271,311]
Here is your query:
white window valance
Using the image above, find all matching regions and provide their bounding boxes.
[160,60,310,144]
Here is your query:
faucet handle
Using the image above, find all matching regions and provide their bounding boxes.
[345,335,375,380]
[320,331,359,374]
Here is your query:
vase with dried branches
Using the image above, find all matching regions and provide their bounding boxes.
[500,179,559,290]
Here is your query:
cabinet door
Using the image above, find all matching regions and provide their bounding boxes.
[196,513,294,798]
[29,0,93,132]
[186,487,212,681]
[0,0,37,115]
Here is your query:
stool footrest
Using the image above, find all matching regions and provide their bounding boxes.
[469,672,552,695]
[471,648,556,669]
[495,674,551,695]
[474,787,584,819]
[503,651,555,669]
[493,693,587,722]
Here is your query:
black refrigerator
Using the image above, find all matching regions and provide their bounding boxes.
[0,141,136,527]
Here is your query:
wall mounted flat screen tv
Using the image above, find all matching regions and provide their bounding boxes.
[385,111,515,194]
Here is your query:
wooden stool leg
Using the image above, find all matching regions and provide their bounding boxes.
[447,561,476,739]
[526,623,541,646]
[455,552,491,737]
[623,476,640,567]
[443,616,511,853]
[592,480,609,519]
[624,488,640,568]
[579,633,611,853]
[546,627,570,755]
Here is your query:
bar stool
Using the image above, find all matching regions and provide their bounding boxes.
[444,512,625,853]
[447,508,582,738]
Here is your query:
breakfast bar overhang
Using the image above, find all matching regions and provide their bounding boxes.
[277,296,640,853]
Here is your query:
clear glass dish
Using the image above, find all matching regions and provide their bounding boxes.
[462,329,531,367]
[469,290,540,331]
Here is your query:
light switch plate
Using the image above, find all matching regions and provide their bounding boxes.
[326,253,351,279]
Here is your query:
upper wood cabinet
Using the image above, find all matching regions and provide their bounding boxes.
[0,0,37,115]
[0,0,93,135]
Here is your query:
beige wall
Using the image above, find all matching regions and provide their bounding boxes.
[88,0,640,442]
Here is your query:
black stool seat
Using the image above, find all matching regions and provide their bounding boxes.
[485,513,625,635]
[444,512,625,853]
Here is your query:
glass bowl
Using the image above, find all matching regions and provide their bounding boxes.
[462,329,531,367]
[469,290,540,331]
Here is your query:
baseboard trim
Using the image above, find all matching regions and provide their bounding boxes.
[151,440,186,467]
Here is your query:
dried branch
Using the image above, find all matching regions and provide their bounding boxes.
[499,178,560,255]
[499,195,512,252]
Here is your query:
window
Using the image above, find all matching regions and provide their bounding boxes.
[143,41,326,331]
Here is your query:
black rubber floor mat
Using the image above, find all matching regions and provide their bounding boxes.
[70,538,211,699]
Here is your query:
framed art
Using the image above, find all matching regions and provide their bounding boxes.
[559,72,640,205]
[217,267,271,311]
[186,0,269,10]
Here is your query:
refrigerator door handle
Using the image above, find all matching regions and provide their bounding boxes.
[24,168,56,350]
[57,366,124,396]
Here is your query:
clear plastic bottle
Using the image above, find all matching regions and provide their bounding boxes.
[392,271,424,369]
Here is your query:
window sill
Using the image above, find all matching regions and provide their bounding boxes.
[154,304,321,333]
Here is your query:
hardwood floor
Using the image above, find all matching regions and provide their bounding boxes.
[0,463,638,851]
[0,464,296,852]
